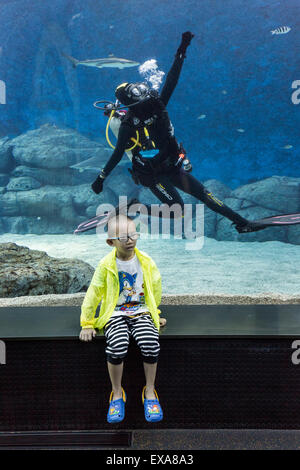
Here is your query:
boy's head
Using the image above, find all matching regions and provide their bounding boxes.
[106,214,138,259]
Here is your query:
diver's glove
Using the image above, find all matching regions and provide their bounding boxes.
[91,170,106,194]
[176,31,195,58]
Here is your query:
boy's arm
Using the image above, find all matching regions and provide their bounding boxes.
[159,31,194,107]
[80,264,105,329]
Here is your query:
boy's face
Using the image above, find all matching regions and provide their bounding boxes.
[106,217,137,258]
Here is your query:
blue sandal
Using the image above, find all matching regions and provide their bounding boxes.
[107,388,126,423]
[142,386,163,422]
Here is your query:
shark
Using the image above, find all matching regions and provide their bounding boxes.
[62,52,139,70]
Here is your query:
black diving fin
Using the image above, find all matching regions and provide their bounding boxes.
[235,212,300,233]
[252,213,300,226]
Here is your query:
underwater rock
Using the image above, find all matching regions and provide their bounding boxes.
[11,165,89,186]
[0,242,94,297]
[85,205,98,218]
[192,207,216,239]
[190,181,232,239]
[105,164,139,201]
[0,186,77,221]
[233,176,300,213]
[12,164,99,186]
[12,144,78,170]
[0,173,298,244]
[216,206,288,243]
[287,224,300,245]
[68,168,100,185]
[193,179,233,239]
[72,184,118,214]
[137,187,164,207]
[0,173,9,186]
[203,209,217,238]
[6,176,41,191]
[0,215,88,235]
[223,197,242,211]
[240,199,255,209]
[1,216,67,234]
[0,183,118,223]
[203,179,233,200]
[0,215,86,235]
[12,165,63,184]
[179,191,198,206]
[10,124,111,169]
[0,137,15,173]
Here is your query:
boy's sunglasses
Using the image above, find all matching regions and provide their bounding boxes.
[108,232,140,242]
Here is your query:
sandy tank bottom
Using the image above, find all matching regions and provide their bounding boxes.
[0,233,299,296]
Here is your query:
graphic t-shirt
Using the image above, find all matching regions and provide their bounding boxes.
[111,254,149,318]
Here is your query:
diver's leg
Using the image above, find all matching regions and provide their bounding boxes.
[126,174,185,219]
[169,169,250,227]
[147,176,185,219]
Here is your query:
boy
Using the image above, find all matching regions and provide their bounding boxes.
[79,214,166,423]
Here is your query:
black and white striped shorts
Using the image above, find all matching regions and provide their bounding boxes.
[103,313,160,365]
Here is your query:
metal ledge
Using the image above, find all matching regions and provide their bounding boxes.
[0,304,300,339]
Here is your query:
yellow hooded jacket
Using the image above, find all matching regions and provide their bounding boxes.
[80,247,162,332]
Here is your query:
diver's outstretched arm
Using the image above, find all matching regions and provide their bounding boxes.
[160,31,194,107]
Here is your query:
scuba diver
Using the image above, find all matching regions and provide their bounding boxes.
[80,32,300,235]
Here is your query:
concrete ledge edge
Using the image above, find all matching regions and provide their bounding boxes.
[0,292,300,307]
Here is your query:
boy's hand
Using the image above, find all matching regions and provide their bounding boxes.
[79,328,97,341]
[159,317,167,327]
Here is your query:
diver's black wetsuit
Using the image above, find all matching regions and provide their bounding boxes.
[101,51,248,226]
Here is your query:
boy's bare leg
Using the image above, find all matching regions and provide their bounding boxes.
[107,361,124,400]
[143,362,157,399]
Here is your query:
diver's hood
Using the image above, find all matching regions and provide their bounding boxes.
[115,82,158,107]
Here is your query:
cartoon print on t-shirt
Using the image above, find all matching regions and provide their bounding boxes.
[139,283,145,303]
[118,271,137,304]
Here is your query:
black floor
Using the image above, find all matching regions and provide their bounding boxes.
[1,430,300,450]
